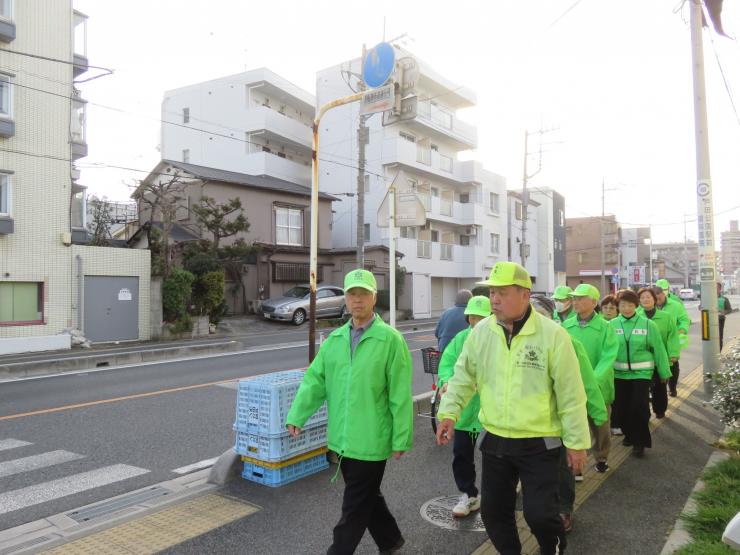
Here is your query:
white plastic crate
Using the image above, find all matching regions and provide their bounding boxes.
[234,424,328,462]
[241,452,329,487]
[235,370,327,437]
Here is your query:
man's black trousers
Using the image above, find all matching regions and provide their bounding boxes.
[615,378,652,448]
[480,443,565,555]
[326,457,402,555]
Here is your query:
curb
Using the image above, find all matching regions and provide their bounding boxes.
[660,450,731,554]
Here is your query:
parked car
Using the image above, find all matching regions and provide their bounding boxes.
[679,288,697,301]
[261,285,347,325]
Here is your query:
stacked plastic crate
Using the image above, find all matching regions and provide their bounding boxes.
[234,370,329,487]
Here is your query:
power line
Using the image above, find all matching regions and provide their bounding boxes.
[0,47,114,82]
[709,33,740,129]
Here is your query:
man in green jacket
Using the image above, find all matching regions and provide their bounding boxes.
[655,284,691,397]
[437,262,589,555]
[656,279,684,305]
[437,295,491,518]
[552,285,576,323]
[562,283,618,474]
[717,282,732,350]
[286,269,413,555]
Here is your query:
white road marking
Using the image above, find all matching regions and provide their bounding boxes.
[0,439,32,452]
[0,450,84,479]
[0,464,149,515]
[171,457,219,475]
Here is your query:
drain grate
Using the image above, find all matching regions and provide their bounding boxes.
[0,534,57,555]
[419,495,486,532]
[65,486,170,523]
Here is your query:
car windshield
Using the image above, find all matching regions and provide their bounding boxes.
[283,286,310,298]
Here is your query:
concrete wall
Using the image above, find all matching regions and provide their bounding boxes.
[71,245,152,341]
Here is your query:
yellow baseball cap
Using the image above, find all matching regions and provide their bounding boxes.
[571,283,600,301]
[477,261,532,289]
[552,285,573,300]
[465,295,492,318]
[343,268,377,293]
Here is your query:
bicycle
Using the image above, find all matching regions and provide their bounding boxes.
[420,347,442,434]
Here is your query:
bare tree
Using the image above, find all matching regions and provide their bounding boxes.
[132,174,188,278]
[87,195,113,246]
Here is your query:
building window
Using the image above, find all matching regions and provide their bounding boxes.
[276,206,303,246]
[399,131,416,143]
[182,149,190,163]
[0,0,13,21]
[459,193,469,204]
[400,226,417,239]
[578,252,586,264]
[460,235,470,246]
[0,282,44,324]
[183,107,190,124]
[559,209,565,227]
[431,230,439,243]
[0,173,9,214]
[490,233,500,254]
[0,74,13,118]
[489,192,500,213]
[364,174,370,193]
[364,223,370,241]
[431,187,439,198]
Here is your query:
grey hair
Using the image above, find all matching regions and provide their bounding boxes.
[530,294,555,318]
[455,289,473,305]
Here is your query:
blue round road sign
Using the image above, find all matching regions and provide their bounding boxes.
[363,42,395,89]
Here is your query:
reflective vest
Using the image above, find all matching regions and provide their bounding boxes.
[609,314,671,381]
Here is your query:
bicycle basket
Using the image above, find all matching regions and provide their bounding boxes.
[421,347,441,374]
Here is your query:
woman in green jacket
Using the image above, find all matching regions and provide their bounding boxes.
[610,289,671,457]
[637,287,680,419]
[437,296,491,518]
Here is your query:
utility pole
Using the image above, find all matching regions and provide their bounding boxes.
[684,214,690,288]
[649,224,653,286]
[600,178,606,295]
[356,44,368,268]
[689,0,721,390]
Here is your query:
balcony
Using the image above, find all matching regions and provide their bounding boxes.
[70,97,87,160]
[406,100,478,150]
[243,152,310,186]
[244,106,312,151]
[383,137,484,184]
[425,195,488,226]
[73,11,88,78]
[396,237,491,278]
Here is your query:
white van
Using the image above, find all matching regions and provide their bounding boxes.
[679,288,697,300]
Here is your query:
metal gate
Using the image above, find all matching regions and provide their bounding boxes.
[84,276,139,342]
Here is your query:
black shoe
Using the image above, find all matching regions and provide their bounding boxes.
[655,413,665,419]
[669,390,677,397]
[622,438,633,447]
[379,537,405,555]
[595,461,609,473]
[632,446,645,457]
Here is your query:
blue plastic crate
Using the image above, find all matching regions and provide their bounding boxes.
[234,424,327,462]
[241,452,329,487]
[235,371,327,437]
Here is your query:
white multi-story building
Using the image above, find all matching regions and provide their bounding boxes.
[161,68,315,187]
[317,49,507,318]
[0,2,150,354]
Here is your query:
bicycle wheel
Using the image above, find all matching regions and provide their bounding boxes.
[430,390,439,435]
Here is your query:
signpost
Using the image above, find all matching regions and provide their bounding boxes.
[360,84,394,116]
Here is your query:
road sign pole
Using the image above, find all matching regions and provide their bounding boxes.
[689,0,720,393]
[389,183,396,328]
[309,91,364,362]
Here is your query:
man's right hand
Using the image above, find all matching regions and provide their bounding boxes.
[436,419,455,446]
[287,424,302,437]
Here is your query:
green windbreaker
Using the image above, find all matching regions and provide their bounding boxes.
[571,336,608,427]
[437,327,481,433]
[609,314,671,381]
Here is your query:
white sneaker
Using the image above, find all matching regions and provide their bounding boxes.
[575,473,584,482]
[452,493,480,517]
[611,427,623,436]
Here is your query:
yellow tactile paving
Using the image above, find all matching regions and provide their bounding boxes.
[43,493,258,555]
[471,360,708,555]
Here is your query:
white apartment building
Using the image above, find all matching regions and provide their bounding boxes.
[317,49,507,318]
[161,68,315,187]
[0,2,150,354]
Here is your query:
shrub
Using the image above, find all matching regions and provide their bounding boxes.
[184,252,221,277]
[376,289,390,310]
[711,346,740,428]
[200,271,225,318]
[162,267,195,322]
[169,313,193,335]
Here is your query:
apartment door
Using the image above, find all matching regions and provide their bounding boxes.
[412,273,431,319]
[431,277,444,313]
[84,276,139,342]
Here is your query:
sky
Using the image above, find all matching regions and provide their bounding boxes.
[73,0,740,244]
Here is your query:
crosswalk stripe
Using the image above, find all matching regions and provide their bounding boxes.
[0,450,84,479]
[0,464,149,515]
[0,439,32,452]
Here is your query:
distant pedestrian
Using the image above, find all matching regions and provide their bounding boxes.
[600,295,619,322]
[286,269,413,555]
[610,289,671,457]
[637,287,679,418]
[552,286,576,323]
[437,262,590,555]
[437,295,492,518]
[717,282,732,351]
[656,279,684,305]
[435,289,473,353]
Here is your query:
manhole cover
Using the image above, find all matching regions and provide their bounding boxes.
[420,495,486,531]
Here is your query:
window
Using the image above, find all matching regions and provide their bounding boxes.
[0,173,9,214]
[577,252,586,264]
[262,146,272,154]
[400,226,417,239]
[317,289,336,299]
[439,154,452,172]
[182,149,190,163]
[559,209,565,227]
[399,131,416,143]
[363,174,370,193]
[275,206,303,246]
[459,193,469,204]
[182,107,190,124]
[460,235,470,246]
[0,0,13,21]
[364,223,370,241]
[0,282,43,324]
[277,151,286,159]
[0,74,12,118]
[489,192,500,213]
[431,187,439,198]
[490,233,500,254]
[431,230,439,243]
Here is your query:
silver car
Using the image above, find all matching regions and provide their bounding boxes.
[261,285,347,325]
